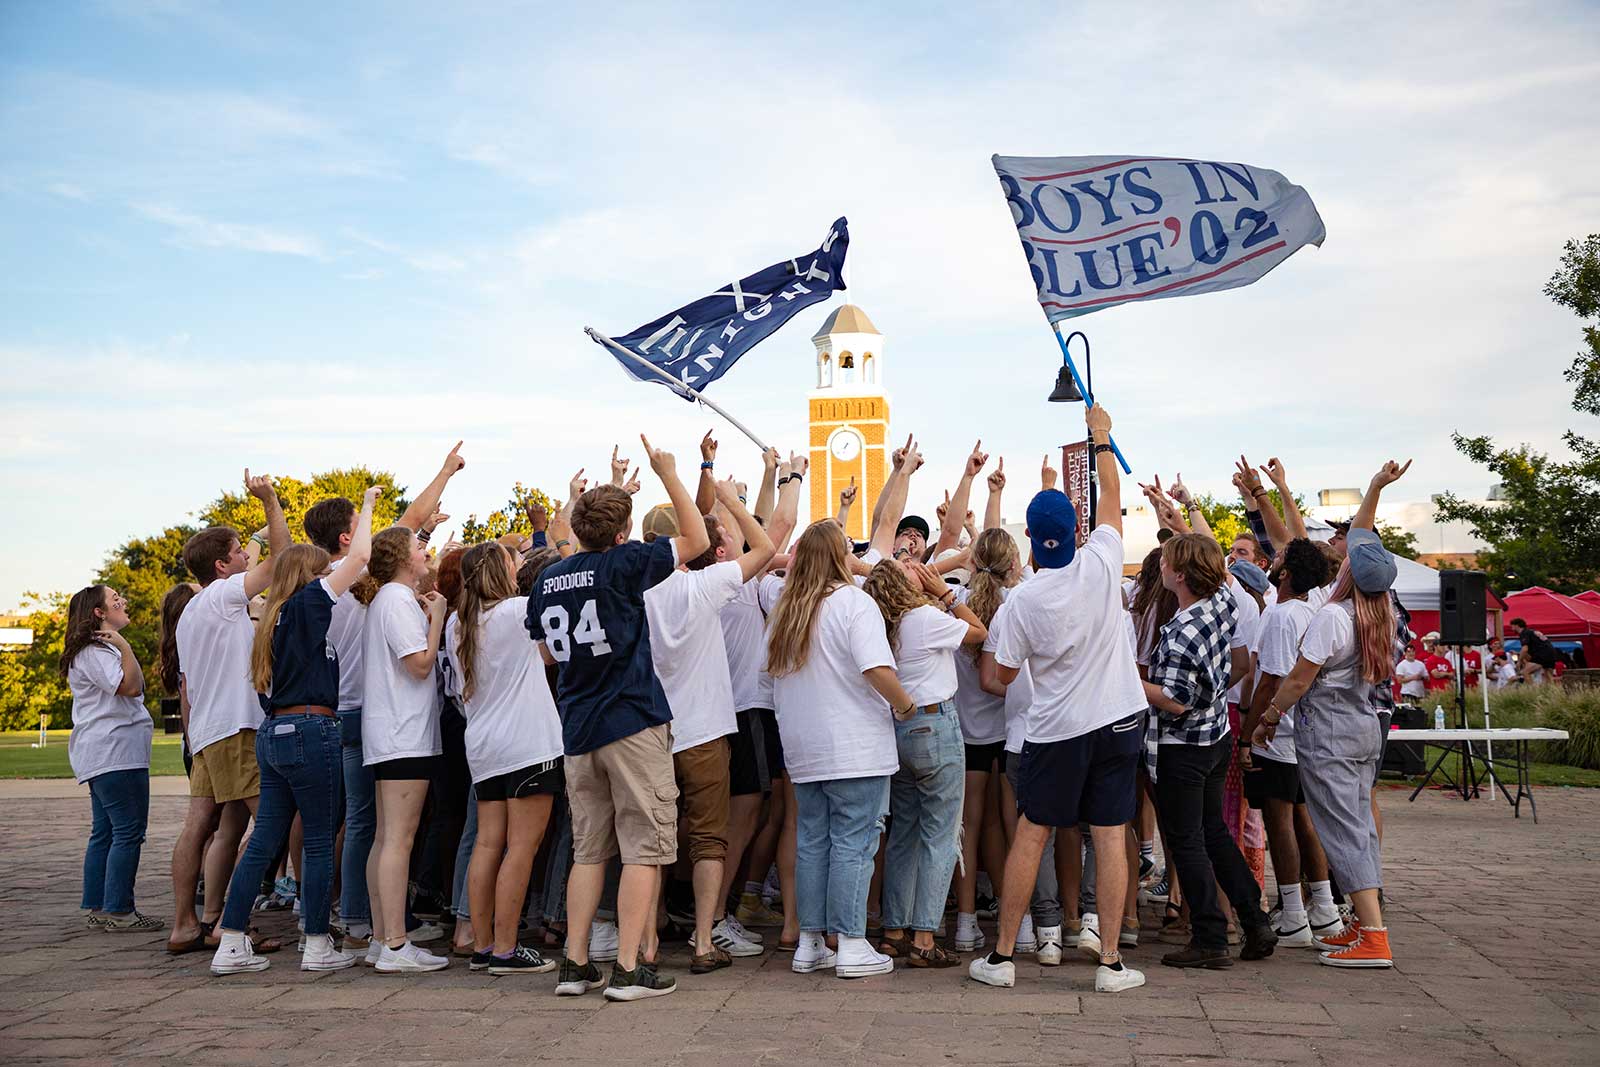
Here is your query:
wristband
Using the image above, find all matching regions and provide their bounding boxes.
[416,529,432,544]
[1093,443,1114,456]
[1252,488,1271,498]
[249,534,267,547]
[555,538,572,550]
[700,461,714,470]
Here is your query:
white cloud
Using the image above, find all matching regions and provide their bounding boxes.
[132,202,326,258]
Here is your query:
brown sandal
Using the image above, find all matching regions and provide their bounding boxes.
[907,943,960,968]
[690,944,732,974]
[878,936,910,958]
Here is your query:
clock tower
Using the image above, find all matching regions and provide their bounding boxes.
[808,304,888,540]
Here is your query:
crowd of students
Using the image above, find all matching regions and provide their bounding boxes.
[60,405,1421,1001]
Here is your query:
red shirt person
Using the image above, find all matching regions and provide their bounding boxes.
[1421,635,1454,691]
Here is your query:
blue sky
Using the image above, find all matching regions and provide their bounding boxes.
[4,1,1599,609]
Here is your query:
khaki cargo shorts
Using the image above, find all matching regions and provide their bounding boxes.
[566,723,678,866]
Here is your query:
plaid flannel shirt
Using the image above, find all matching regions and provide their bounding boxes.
[1144,588,1237,776]
[1370,591,1412,716]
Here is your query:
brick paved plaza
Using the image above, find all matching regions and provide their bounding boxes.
[2,782,1597,1066]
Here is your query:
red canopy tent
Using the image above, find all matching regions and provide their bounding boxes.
[1576,590,1600,609]
[1501,587,1600,667]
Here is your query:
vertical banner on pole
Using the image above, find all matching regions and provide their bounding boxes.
[1063,442,1092,547]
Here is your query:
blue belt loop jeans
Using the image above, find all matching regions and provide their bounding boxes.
[221,714,344,936]
[882,701,965,933]
[795,774,891,938]
[82,767,151,913]
[338,709,374,928]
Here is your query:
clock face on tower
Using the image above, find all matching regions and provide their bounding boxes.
[830,429,863,462]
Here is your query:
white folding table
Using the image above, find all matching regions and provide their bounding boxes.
[1387,727,1571,822]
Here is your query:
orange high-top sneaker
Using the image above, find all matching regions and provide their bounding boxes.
[1313,918,1360,951]
[1319,926,1393,968]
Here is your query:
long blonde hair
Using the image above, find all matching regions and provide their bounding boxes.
[766,520,854,677]
[250,544,331,694]
[1326,559,1398,685]
[862,560,938,651]
[966,529,1018,661]
[455,542,518,702]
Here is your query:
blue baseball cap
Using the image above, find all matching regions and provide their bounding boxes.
[1346,527,1397,595]
[1026,490,1078,569]
[1228,559,1270,596]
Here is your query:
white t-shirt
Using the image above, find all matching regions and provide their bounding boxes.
[67,643,153,783]
[1252,598,1317,763]
[361,582,442,764]
[646,562,745,753]
[176,572,262,754]
[951,588,1006,746]
[772,583,897,784]
[1226,575,1261,704]
[753,573,787,710]
[982,596,1037,754]
[1394,658,1428,699]
[1300,600,1365,700]
[721,580,767,712]
[990,527,1145,744]
[328,584,367,712]
[892,603,972,706]
[445,597,563,783]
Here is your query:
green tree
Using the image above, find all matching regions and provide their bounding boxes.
[0,593,71,730]
[459,483,557,545]
[95,524,198,711]
[201,467,409,541]
[1192,489,1308,552]
[1375,520,1420,560]
[1435,235,1600,595]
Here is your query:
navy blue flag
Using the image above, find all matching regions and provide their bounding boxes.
[596,218,848,396]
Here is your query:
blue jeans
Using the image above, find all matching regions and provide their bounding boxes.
[339,709,374,927]
[222,715,344,936]
[795,775,890,938]
[81,768,150,913]
[882,702,965,932]
[452,784,478,920]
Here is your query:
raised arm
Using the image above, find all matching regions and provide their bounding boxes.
[1264,458,1308,541]
[399,442,466,532]
[328,487,381,598]
[871,433,912,537]
[716,479,776,582]
[835,476,857,531]
[1087,406,1121,534]
[870,438,920,560]
[935,440,988,555]
[609,444,630,488]
[402,591,448,680]
[753,446,780,525]
[1167,473,1208,539]
[1237,455,1289,548]
[1351,458,1413,531]
[983,459,1005,530]
[243,470,290,599]
[695,430,719,517]
[642,433,710,563]
[765,455,799,553]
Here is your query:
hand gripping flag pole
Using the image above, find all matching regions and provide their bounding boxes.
[1051,324,1131,474]
[586,327,771,454]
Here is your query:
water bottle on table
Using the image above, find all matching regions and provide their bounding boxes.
[1434,705,1446,731]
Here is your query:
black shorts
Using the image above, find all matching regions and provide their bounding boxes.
[371,755,441,782]
[1244,753,1303,807]
[1016,713,1142,828]
[475,759,564,802]
[729,708,785,796]
[964,740,1006,773]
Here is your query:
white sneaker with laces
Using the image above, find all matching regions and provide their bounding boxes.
[1014,914,1038,954]
[722,914,763,944]
[1276,911,1315,948]
[210,932,270,976]
[375,940,449,973]
[1078,912,1102,961]
[710,919,764,957]
[1308,903,1342,937]
[301,933,357,971]
[791,932,837,974]
[835,935,892,978]
[589,919,620,963]
[968,954,1015,988]
[1095,961,1147,993]
[954,912,985,951]
[1036,925,1063,966]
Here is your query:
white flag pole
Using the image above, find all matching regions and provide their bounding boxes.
[586,327,771,453]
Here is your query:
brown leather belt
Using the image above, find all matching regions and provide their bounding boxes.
[269,704,336,718]
[919,704,943,715]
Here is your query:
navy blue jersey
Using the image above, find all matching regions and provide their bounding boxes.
[527,538,676,755]
[264,579,339,712]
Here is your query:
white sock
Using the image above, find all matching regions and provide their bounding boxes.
[1310,881,1335,909]
[1019,914,1035,942]
[1139,840,1154,860]
[1280,884,1304,914]
[957,911,977,929]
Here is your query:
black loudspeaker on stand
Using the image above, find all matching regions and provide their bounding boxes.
[1439,569,1488,647]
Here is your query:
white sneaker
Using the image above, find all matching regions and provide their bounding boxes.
[791,932,837,974]
[954,912,985,951]
[1095,962,1147,993]
[301,933,357,971]
[968,954,1015,988]
[210,932,270,976]
[407,921,444,943]
[375,940,449,973]
[710,918,764,957]
[1308,903,1342,938]
[1276,912,1315,948]
[362,940,383,967]
[589,919,620,963]
[722,914,763,944]
[1036,925,1063,966]
[835,936,893,978]
[1078,912,1102,961]
[1014,914,1038,954]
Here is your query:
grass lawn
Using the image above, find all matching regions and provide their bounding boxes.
[0,730,187,779]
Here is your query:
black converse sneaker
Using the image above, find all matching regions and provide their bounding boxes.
[488,945,557,975]
[469,950,494,972]
[603,960,677,1001]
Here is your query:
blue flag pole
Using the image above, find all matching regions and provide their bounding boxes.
[1051,323,1132,474]
[585,327,772,453]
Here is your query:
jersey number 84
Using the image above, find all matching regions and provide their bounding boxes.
[541,601,613,661]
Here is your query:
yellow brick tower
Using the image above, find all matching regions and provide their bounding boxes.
[808,304,889,540]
